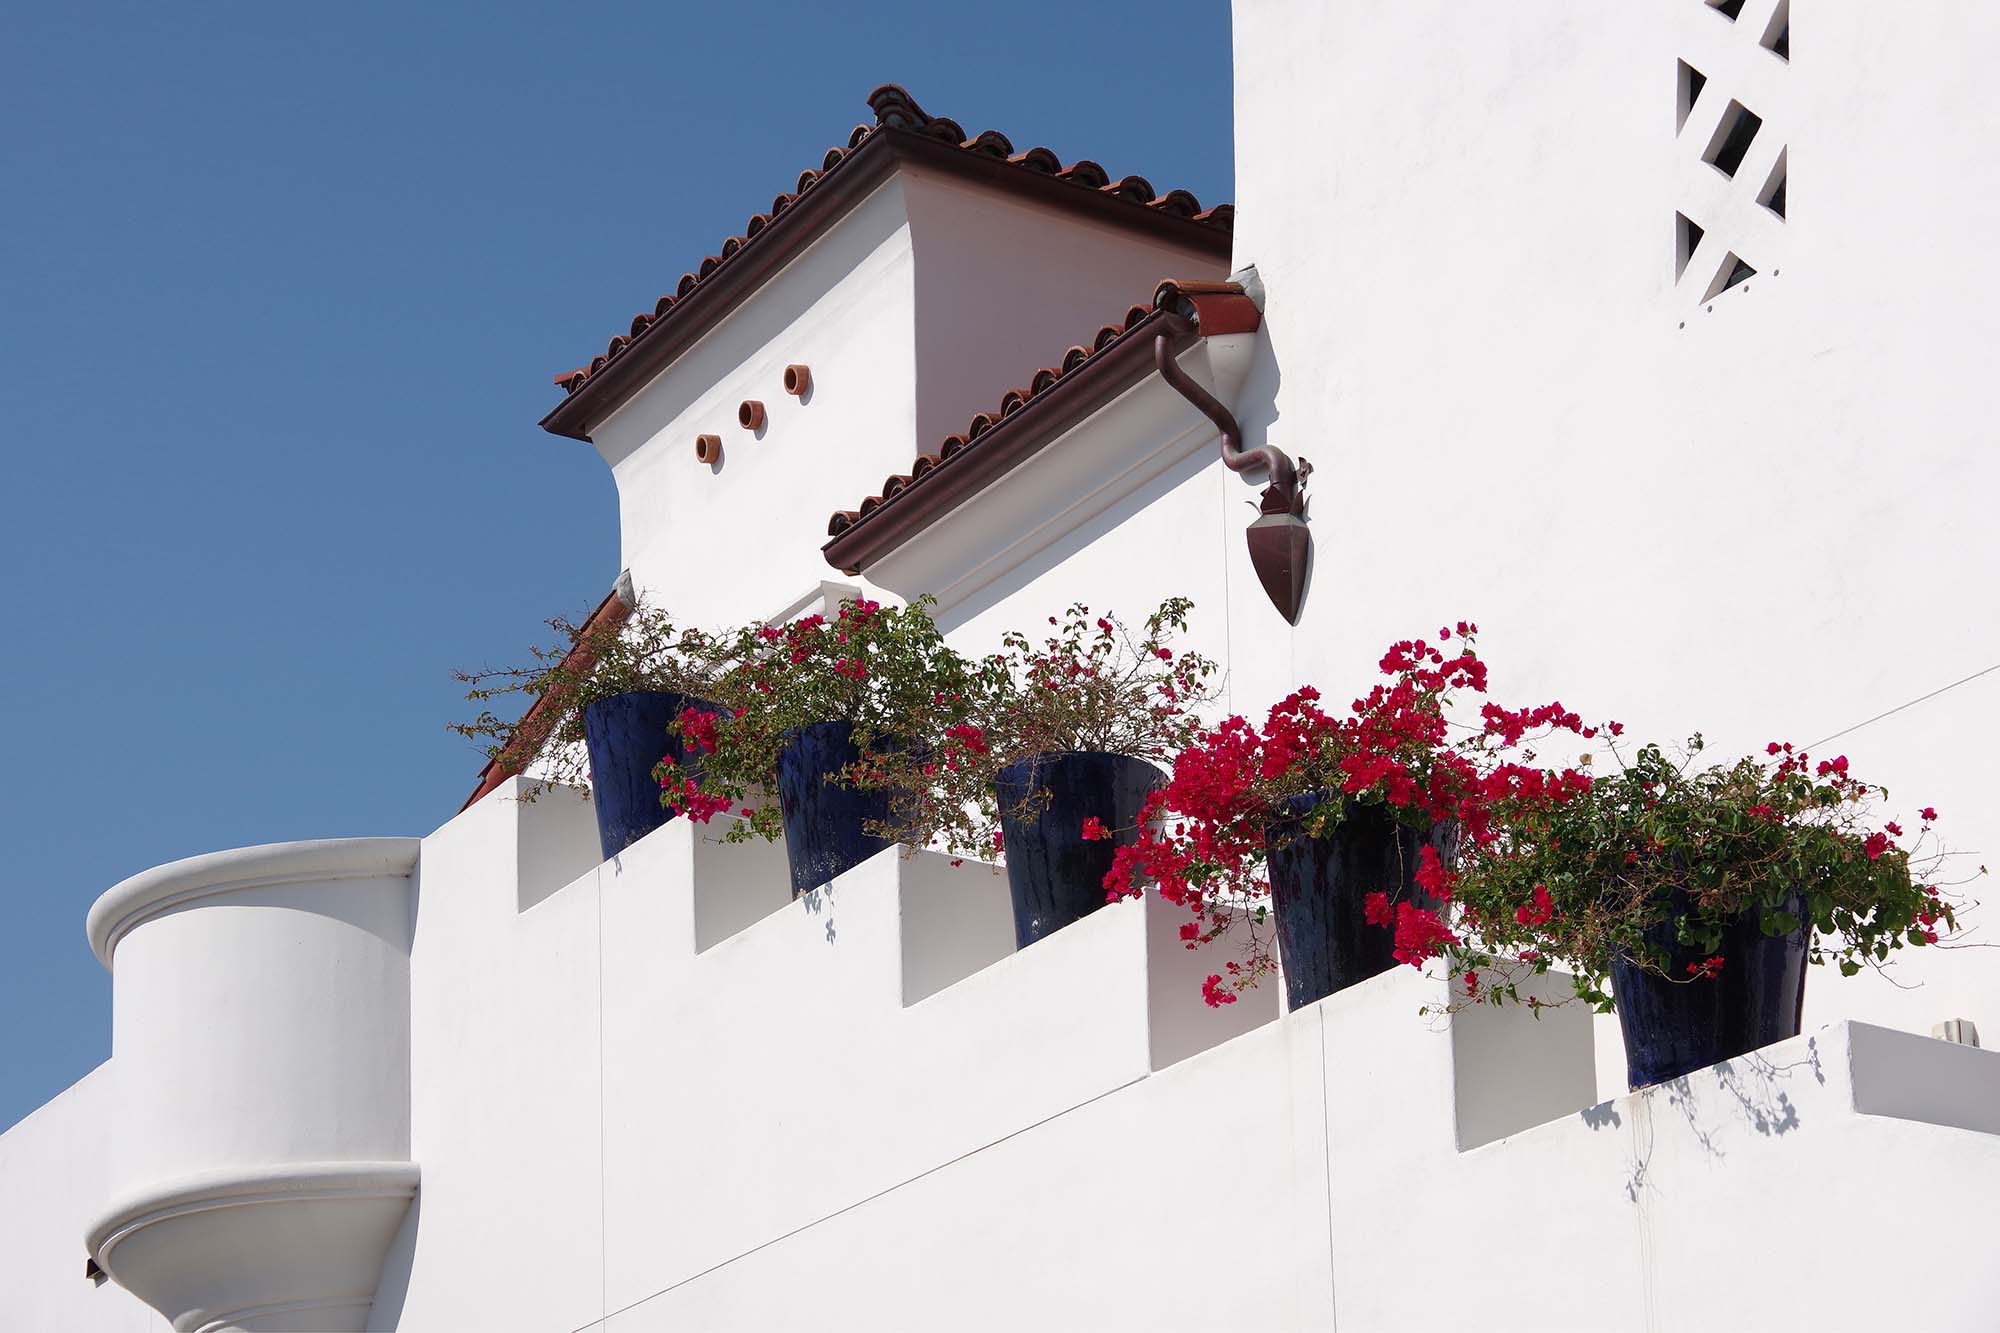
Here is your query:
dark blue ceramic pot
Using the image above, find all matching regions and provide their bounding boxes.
[1265,793,1452,1012]
[775,721,898,897]
[1611,890,1808,1089]
[582,690,721,860]
[995,751,1164,948]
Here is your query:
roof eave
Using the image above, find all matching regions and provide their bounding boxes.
[537,129,1235,444]
[457,586,632,813]
[819,310,1192,575]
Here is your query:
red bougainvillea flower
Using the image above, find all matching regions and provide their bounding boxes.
[662,775,732,823]
[1513,883,1555,927]
[941,723,988,755]
[1921,807,1939,822]
[1103,621,1614,1000]
[1687,956,1726,980]
[677,707,718,756]
[1080,816,1111,841]
[1391,902,1458,966]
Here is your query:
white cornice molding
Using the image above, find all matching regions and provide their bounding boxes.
[87,1161,420,1333]
[87,837,420,969]
[866,332,1259,615]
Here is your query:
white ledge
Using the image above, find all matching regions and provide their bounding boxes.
[86,1160,421,1264]
[87,1161,420,1333]
[87,837,420,968]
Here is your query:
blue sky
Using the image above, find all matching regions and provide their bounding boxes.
[0,2,1233,1130]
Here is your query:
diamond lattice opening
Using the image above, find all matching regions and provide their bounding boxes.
[1761,0,1791,59]
[1758,147,1788,219]
[1704,99,1763,177]
[1676,212,1706,280]
[1703,251,1757,301]
[1678,60,1709,132]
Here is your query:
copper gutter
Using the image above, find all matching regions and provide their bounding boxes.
[1152,281,1311,624]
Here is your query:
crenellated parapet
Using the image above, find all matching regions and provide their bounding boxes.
[63,790,2000,1330]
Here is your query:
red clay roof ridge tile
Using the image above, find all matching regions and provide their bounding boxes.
[822,278,1255,547]
[548,85,1235,400]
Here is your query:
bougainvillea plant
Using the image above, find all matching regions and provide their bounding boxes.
[1105,624,1601,1004]
[451,602,736,795]
[657,595,980,842]
[1442,736,1969,1012]
[847,599,1220,862]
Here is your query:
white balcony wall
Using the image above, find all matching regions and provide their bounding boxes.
[0,1067,167,1332]
[1217,0,2000,1089]
[374,793,2000,1329]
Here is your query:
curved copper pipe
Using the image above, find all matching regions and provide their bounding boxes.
[1154,314,1312,624]
[1152,320,1304,512]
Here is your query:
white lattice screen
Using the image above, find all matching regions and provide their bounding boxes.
[1675,0,1788,309]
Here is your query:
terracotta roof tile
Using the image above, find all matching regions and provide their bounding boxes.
[549,85,1234,398]
[458,588,631,813]
[823,279,1253,545]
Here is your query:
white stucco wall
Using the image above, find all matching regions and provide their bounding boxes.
[901,166,1226,449]
[216,797,2000,1329]
[1221,0,2000,1093]
[593,165,1223,629]
[11,5,2000,1327]
[590,177,924,625]
[0,1066,168,1332]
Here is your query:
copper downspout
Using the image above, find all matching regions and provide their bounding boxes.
[1152,316,1312,624]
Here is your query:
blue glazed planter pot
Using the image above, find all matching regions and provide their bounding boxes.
[1265,793,1452,1012]
[1611,891,1809,1089]
[774,721,898,897]
[995,751,1164,949]
[583,690,721,860]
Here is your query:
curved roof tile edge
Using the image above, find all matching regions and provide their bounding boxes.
[543,85,1234,417]
[821,278,1259,572]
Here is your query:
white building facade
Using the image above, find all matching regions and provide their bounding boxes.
[8,5,2000,1329]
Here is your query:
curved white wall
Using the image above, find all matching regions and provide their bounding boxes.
[85,838,420,1333]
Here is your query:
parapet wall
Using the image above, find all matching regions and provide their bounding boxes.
[377,780,2000,1331]
[10,780,1999,1330]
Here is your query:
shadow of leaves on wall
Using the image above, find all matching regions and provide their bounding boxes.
[1612,1036,1824,1202]
[801,883,837,944]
